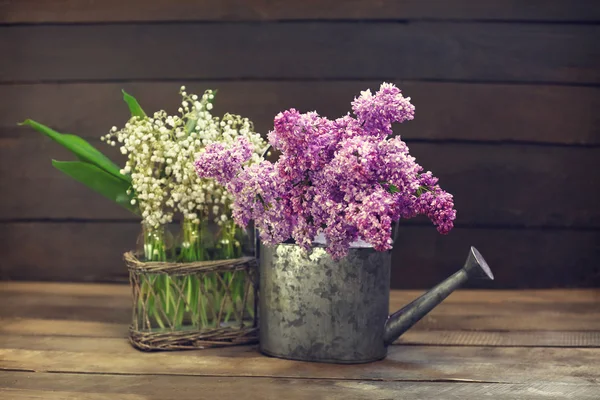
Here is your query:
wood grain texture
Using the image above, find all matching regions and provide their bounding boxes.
[3,329,600,349]
[3,285,597,315]
[0,285,598,397]
[1,344,599,384]
[1,284,598,334]
[1,285,598,334]
[0,222,139,282]
[0,388,145,400]
[2,372,598,400]
[3,138,598,229]
[0,320,126,339]
[396,330,600,347]
[2,23,599,83]
[1,0,598,394]
[0,223,598,288]
[1,2,598,291]
[2,0,599,23]
[4,81,599,145]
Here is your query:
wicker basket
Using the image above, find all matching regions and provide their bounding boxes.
[125,252,258,351]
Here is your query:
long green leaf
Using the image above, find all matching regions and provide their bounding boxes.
[20,119,130,183]
[122,90,146,118]
[52,160,139,214]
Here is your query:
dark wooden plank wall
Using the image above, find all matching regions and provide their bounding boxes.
[0,1,598,288]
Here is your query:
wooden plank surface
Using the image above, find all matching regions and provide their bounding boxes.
[1,0,598,393]
[1,339,599,384]
[0,284,598,397]
[2,23,598,84]
[1,283,599,336]
[2,0,599,23]
[3,138,597,227]
[3,301,600,335]
[1,223,598,288]
[4,329,600,348]
[2,373,597,400]
[4,81,598,145]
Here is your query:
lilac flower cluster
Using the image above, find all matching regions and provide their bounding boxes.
[195,83,456,260]
[193,137,253,186]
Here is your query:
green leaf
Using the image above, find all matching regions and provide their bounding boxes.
[184,117,197,135]
[388,184,400,194]
[122,90,146,118]
[52,160,138,214]
[20,119,130,183]
[208,89,218,104]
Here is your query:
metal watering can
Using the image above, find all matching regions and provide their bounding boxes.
[257,242,494,364]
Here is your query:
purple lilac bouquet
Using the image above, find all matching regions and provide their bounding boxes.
[195,83,456,260]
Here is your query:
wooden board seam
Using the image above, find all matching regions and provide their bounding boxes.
[3,331,600,349]
[4,78,600,87]
[3,23,599,84]
[2,0,600,24]
[0,367,511,384]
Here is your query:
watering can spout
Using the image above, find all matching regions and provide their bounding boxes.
[383,246,494,345]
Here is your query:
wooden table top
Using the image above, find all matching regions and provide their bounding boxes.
[0,283,599,399]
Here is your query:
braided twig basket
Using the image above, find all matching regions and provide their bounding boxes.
[125,252,258,351]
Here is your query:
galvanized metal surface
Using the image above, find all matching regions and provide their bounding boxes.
[259,243,391,363]
[259,244,494,364]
